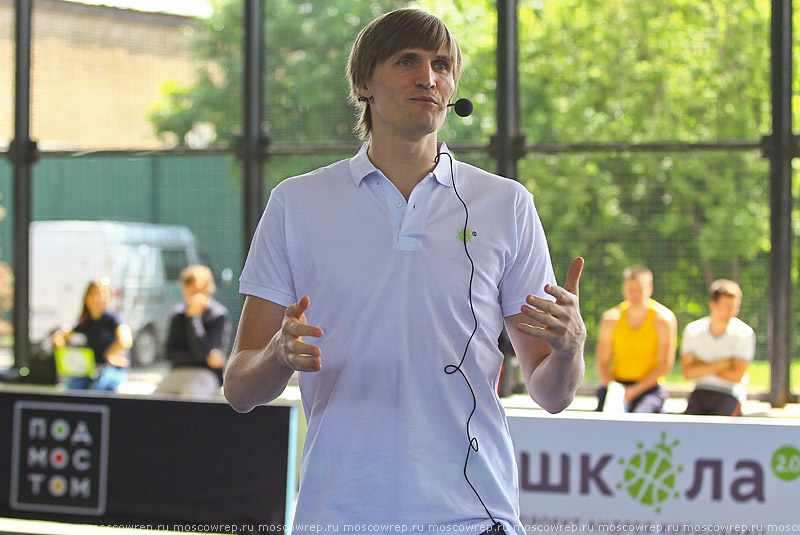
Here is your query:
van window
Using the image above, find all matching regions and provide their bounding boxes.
[162,249,189,282]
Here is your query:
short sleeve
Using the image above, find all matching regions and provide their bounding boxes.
[499,186,557,317]
[740,328,756,362]
[239,187,298,307]
[680,326,695,356]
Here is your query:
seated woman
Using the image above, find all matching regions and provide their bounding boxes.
[51,278,132,391]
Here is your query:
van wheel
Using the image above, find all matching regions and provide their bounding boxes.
[131,327,159,367]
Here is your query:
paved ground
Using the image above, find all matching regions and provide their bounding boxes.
[121,365,800,418]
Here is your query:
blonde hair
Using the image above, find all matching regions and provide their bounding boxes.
[180,265,216,295]
[346,8,462,139]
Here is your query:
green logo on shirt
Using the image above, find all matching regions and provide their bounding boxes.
[458,228,477,243]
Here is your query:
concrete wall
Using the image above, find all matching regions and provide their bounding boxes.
[0,0,198,150]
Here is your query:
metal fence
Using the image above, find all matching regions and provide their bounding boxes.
[1,0,796,403]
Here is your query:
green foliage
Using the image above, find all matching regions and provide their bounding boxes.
[150,0,401,147]
[152,0,415,187]
[520,0,771,143]
[149,0,798,364]
[149,0,245,145]
[411,0,498,143]
[514,0,775,357]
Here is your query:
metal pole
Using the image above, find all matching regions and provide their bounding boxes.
[242,0,267,263]
[10,0,36,369]
[766,0,795,407]
[494,0,526,389]
[493,0,523,180]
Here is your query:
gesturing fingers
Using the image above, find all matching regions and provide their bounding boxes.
[525,294,570,319]
[285,338,322,372]
[563,257,584,297]
[516,320,561,345]
[286,295,311,320]
[521,301,567,332]
[516,258,587,354]
[284,316,324,339]
[280,296,324,372]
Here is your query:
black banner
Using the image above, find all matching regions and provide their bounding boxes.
[0,389,296,533]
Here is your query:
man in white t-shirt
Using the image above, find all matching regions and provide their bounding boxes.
[681,279,755,416]
[223,8,586,535]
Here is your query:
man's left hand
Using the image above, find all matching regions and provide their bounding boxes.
[516,257,587,357]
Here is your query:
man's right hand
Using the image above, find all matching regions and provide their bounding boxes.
[275,296,324,372]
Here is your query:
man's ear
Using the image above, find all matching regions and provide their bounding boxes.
[357,86,374,103]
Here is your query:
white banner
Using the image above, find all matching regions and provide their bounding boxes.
[508,411,800,535]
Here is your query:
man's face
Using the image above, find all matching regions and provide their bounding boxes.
[622,276,653,306]
[362,47,456,141]
[710,294,741,324]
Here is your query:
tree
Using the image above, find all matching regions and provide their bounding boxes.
[514,0,773,354]
[150,0,787,360]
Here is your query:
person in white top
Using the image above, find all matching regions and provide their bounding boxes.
[681,279,755,416]
[224,8,586,535]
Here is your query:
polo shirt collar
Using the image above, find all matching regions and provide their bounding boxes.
[349,143,377,187]
[348,141,455,188]
[431,141,455,188]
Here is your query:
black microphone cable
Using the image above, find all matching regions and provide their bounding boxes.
[434,149,504,533]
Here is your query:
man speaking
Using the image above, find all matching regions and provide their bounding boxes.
[224,9,586,534]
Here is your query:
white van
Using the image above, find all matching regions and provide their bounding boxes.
[30,220,201,366]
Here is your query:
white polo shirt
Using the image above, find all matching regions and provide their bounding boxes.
[241,142,556,534]
[681,316,756,394]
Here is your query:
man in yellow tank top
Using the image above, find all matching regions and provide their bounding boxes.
[595,265,677,412]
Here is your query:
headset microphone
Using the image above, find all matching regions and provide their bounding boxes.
[447,98,474,118]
